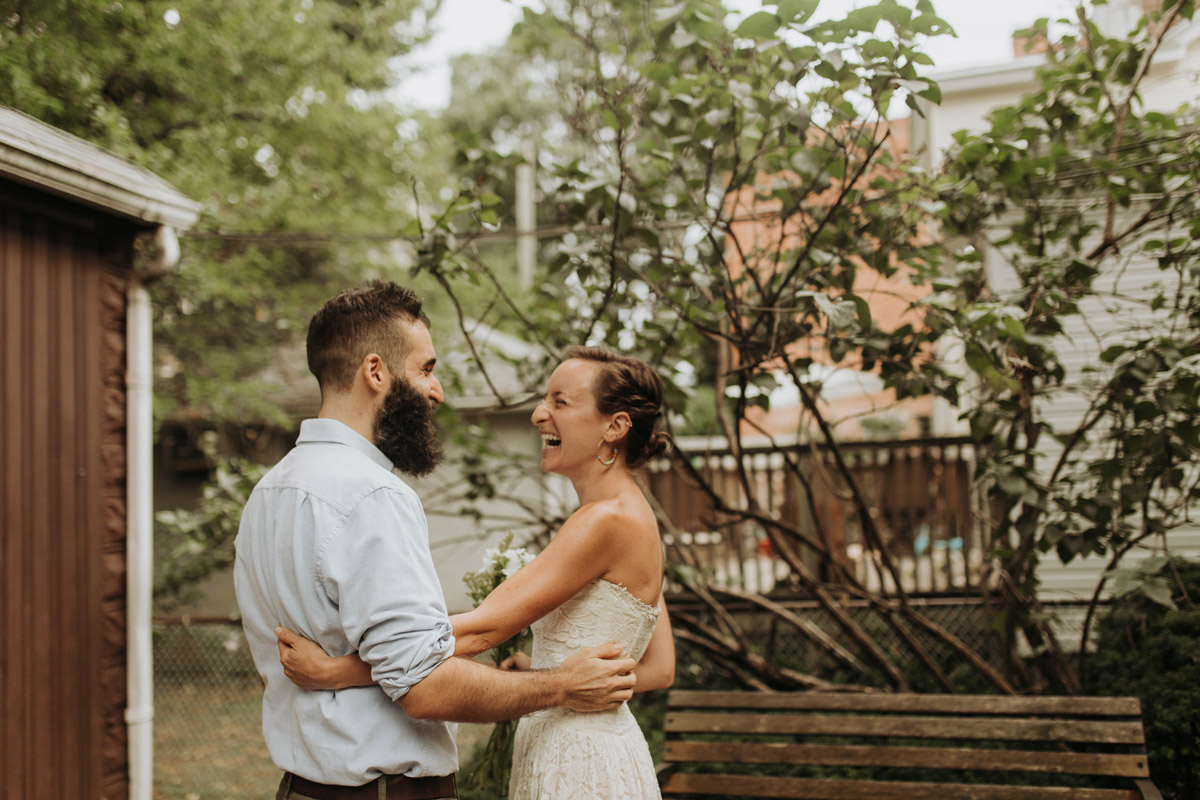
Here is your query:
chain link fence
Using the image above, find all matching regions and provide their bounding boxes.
[670,596,1020,691]
[154,620,280,800]
[153,601,1092,797]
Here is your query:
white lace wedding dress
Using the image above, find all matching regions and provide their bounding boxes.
[508,578,662,800]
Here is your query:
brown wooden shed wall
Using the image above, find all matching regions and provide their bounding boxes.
[1,180,136,799]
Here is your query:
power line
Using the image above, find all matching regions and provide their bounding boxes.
[178,207,817,246]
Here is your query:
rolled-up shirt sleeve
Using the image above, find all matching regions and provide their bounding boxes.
[318,486,455,702]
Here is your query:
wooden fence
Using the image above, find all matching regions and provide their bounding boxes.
[646,436,990,596]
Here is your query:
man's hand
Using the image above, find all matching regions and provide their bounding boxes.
[555,643,636,712]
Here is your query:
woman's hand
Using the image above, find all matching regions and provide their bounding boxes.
[275,626,374,690]
[498,651,532,671]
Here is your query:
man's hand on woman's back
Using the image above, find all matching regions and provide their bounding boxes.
[556,643,637,712]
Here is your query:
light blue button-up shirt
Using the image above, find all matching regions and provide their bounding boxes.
[234,418,457,785]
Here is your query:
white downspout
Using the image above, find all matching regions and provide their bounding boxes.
[126,225,178,800]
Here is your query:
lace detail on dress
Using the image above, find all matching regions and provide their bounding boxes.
[508,579,662,800]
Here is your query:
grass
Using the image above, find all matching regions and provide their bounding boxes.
[155,678,279,800]
[155,678,496,800]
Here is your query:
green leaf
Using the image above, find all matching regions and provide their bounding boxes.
[736,11,781,38]
[982,366,1020,394]
[1142,578,1178,610]
[964,342,992,375]
[998,474,1026,496]
[777,0,819,24]
[849,294,872,331]
[917,82,942,105]
[1133,401,1159,422]
[1003,317,1027,341]
[845,6,883,31]
[1101,345,1127,363]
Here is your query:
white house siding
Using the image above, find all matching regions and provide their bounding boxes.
[915,6,1200,601]
[984,226,1200,599]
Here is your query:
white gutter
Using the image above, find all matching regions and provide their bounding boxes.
[126,225,179,800]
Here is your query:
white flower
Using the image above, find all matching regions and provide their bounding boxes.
[464,535,536,604]
[479,547,500,570]
[501,547,534,578]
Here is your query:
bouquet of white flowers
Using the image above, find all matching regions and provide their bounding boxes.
[461,533,534,795]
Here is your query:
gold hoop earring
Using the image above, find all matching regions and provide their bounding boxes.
[596,439,618,466]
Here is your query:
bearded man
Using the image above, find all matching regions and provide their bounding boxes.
[234,282,635,800]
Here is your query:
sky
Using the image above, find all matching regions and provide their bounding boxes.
[392,0,1080,110]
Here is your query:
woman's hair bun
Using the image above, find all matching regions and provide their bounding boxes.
[645,429,672,461]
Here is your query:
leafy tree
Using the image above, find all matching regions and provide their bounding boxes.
[418,0,1200,694]
[0,0,442,424]
[415,0,1020,693]
[1,0,451,598]
[930,0,1200,690]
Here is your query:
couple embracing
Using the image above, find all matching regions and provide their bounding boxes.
[234,281,674,800]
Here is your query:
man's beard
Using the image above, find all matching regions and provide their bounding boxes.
[373,377,444,477]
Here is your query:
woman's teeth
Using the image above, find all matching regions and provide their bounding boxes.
[541,434,562,449]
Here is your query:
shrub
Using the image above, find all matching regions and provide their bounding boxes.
[1083,559,1200,799]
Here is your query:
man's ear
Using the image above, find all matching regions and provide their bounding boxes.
[360,353,388,395]
[605,412,633,443]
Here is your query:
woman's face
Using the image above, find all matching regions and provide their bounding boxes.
[530,358,612,476]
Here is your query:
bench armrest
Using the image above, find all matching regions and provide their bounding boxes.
[1135,778,1164,800]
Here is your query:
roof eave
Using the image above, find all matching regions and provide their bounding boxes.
[0,105,201,230]
[931,54,1046,96]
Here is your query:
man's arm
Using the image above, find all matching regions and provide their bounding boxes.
[322,488,457,701]
[494,597,675,694]
[399,642,636,722]
[275,626,639,715]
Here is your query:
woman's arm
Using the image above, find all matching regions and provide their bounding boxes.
[276,626,374,689]
[632,595,675,693]
[450,504,622,657]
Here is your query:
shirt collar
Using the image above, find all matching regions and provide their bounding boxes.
[296,418,394,472]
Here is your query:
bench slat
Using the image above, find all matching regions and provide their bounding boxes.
[663,741,1151,778]
[661,773,1136,799]
[665,712,1146,744]
[667,691,1143,718]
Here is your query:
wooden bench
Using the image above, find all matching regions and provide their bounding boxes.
[659,690,1162,799]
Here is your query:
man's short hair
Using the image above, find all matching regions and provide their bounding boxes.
[306,281,430,393]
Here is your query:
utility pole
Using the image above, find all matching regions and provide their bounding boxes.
[515,145,536,290]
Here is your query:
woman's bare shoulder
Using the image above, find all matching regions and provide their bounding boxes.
[570,494,654,536]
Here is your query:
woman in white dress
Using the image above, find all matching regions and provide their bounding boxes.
[277,346,676,799]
